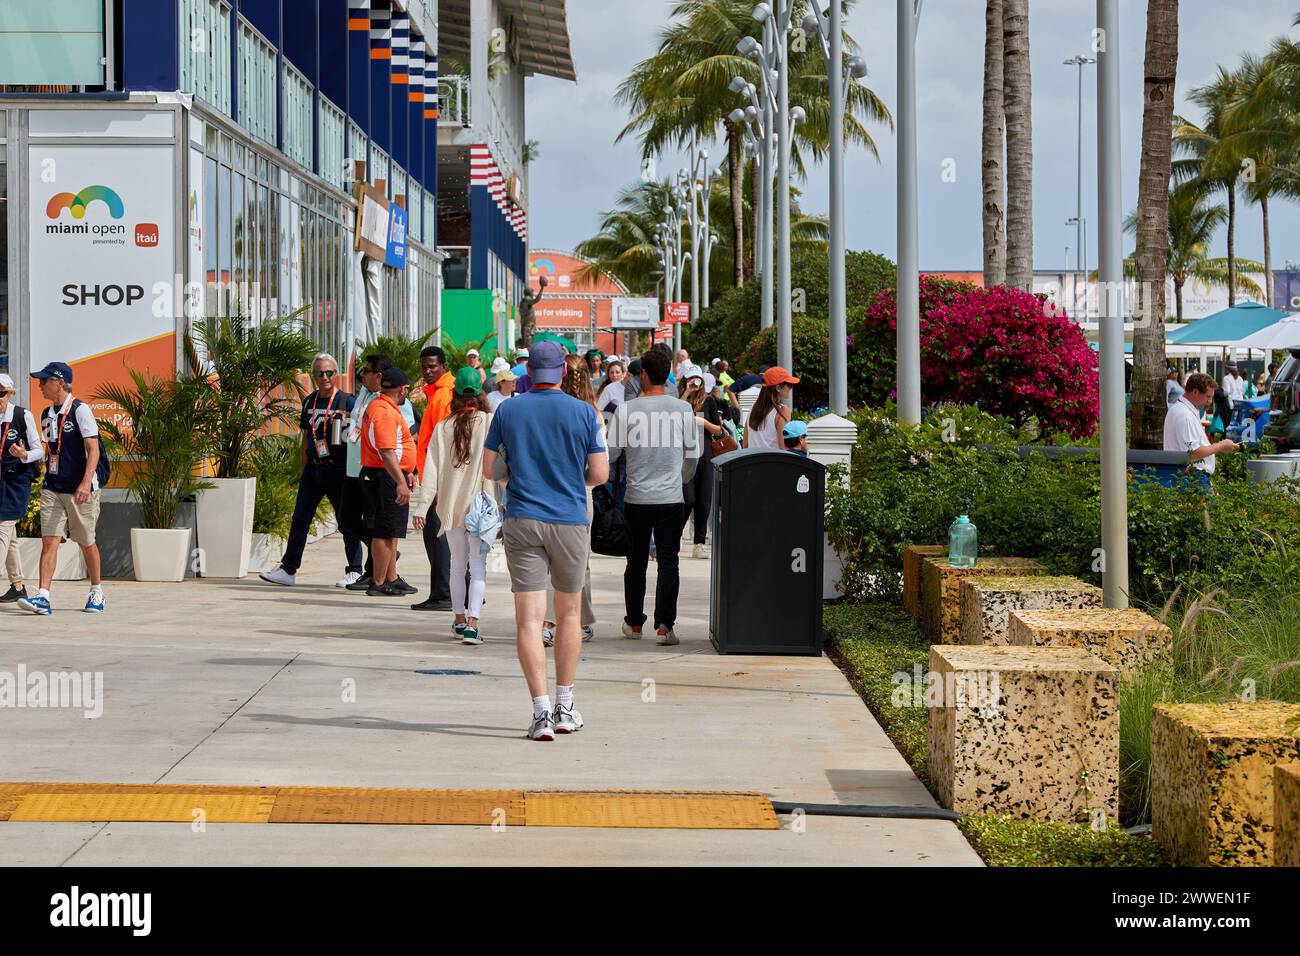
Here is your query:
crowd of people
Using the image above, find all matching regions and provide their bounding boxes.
[255,339,801,740]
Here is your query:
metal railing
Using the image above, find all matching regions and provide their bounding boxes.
[437,75,471,126]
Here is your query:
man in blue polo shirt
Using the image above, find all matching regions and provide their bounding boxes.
[483,341,608,741]
[19,362,106,615]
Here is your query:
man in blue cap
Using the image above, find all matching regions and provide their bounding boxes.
[782,419,809,456]
[483,340,608,741]
[20,362,107,615]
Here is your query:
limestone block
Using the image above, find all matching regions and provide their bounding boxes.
[959,575,1103,646]
[1274,764,1300,868]
[903,545,945,619]
[1152,702,1300,866]
[1007,608,1172,676]
[928,645,1119,822]
[919,557,1046,644]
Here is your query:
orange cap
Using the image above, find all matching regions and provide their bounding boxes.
[763,366,800,387]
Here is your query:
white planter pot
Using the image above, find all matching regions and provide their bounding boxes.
[129,528,192,582]
[195,477,257,578]
[247,532,286,573]
[15,539,87,581]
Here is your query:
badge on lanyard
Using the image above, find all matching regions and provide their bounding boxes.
[48,456,59,476]
[315,438,331,461]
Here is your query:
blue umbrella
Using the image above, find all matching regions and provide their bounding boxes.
[1166,301,1291,346]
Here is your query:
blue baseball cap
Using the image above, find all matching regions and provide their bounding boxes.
[782,419,808,441]
[32,361,73,385]
[527,341,566,386]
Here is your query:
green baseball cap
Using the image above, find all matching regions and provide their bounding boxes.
[454,367,483,395]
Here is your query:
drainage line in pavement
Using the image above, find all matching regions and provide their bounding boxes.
[769,802,961,822]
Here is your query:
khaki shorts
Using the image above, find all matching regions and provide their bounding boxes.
[40,487,101,547]
[501,517,589,594]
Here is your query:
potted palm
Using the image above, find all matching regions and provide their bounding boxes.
[189,313,317,577]
[96,371,214,582]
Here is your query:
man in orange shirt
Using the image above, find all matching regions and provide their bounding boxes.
[412,345,456,611]
[361,367,417,597]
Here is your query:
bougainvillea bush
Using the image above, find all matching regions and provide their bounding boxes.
[860,278,1100,439]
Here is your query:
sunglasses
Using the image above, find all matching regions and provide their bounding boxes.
[0,390,12,397]
[313,369,337,378]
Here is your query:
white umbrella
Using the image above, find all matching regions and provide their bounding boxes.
[1237,315,1300,350]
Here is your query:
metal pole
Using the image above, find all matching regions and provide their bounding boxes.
[1076,60,1084,278]
[776,5,793,385]
[896,0,921,424]
[1097,0,1129,609]
[828,0,847,414]
[761,101,775,331]
[702,169,713,309]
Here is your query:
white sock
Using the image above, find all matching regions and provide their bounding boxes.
[556,685,574,709]
[38,588,50,600]
[532,695,551,719]
[89,584,103,594]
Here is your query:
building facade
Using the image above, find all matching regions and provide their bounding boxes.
[0,0,571,411]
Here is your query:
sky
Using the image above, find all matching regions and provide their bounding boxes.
[524,0,1299,273]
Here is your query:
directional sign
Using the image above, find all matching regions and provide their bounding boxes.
[665,302,691,324]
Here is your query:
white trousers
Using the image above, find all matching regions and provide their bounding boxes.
[446,527,487,620]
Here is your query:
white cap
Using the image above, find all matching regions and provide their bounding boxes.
[490,357,511,375]
[467,348,479,358]
[516,347,530,358]
[703,372,717,392]
[0,374,13,391]
[712,357,722,366]
[681,364,704,381]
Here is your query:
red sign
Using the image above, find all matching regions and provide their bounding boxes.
[665,302,691,324]
[134,223,160,248]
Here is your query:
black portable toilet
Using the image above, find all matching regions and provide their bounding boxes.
[709,449,825,655]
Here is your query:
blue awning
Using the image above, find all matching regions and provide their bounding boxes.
[1166,301,1292,346]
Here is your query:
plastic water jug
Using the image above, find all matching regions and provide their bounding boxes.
[948,515,978,568]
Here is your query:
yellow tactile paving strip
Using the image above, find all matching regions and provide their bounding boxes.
[0,784,779,830]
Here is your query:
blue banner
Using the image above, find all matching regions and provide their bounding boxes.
[386,204,408,269]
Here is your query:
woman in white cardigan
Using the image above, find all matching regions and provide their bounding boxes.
[412,368,493,645]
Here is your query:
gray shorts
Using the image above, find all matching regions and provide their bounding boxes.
[40,488,101,547]
[501,517,589,594]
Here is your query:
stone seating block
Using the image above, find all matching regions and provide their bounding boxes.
[1007,608,1172,676]
[1274,764,1300,868]
[928,645,1119,822]
[1152,702,1300,866]
[959,575,1103,646]
[919,557,1045,644]
[903,545,946,619]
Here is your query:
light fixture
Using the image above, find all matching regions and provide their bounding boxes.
[729,107,747,125]
[752,3,772,23]
[728,75,749,93]
[849,56,868,80]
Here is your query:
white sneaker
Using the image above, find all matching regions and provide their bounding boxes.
[259,567,296,587]
[554,702,584,734]
[621,622,643,640]
[581,624,594,643]
[692,543,706,559]
[656,626,679,646]
[528,712,556,741]
[335,571,362,588]
[542,622,556,647]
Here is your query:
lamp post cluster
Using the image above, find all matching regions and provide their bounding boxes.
[654,134,723,353]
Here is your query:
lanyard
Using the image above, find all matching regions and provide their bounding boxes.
[311,390,339,440]
[51,400,73,459]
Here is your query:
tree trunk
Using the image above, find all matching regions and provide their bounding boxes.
[1175,278,1184,323]
[1002,0,1032,290]
[1226,185,1236,306]
[982,0,1006,288]
[726,120,745,288]
[748,155,760,281]
[1262,193,1272,307]
[1130,0,1179,450]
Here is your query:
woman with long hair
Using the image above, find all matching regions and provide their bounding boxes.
[412,368,494,645]
[744,367,799,449]
[540,354,603,646]
[597,361,626,409]
[678,371,726,559]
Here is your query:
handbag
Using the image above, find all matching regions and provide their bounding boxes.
[590,484,631,556]
[711,420,740,456]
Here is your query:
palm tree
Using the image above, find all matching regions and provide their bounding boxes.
[981,0,1006,288]
[615,0,890,288]
[1126,184,1265,324]
[1174,66,1247,307]
[1001,0,1032,290]
[1130,0,1179,450]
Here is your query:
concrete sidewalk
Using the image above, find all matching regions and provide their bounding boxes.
[0,533,980,866]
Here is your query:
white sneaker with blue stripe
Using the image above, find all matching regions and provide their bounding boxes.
[17,594,52,616]
[84,589,105,613]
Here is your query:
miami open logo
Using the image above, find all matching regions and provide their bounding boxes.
[45,185,156,247]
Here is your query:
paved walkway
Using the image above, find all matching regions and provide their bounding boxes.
[0,533,980,866]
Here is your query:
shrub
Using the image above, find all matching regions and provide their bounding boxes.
[742,317,829,410]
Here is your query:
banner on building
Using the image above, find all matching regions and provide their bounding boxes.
[28,143,177,427]
[665,302,691,324]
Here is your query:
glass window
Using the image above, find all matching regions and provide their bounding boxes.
[219,165,232,314]
[232,173,245,308]
[204,156,218,320]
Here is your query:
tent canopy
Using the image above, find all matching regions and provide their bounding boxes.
[1165,301,1292,347]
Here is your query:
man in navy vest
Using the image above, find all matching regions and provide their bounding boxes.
[0,373,44,604]
[18,362,105,615]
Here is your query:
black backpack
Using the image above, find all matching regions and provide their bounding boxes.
[590,484,630,557]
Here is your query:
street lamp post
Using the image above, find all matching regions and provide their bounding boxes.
[804,1,869,415]
[896,0,923,425]
[1065,55,1096,289]
[730,70,775,332]
[1096,0,1129,609]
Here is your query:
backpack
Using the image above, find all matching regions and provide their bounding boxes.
[590,484,630,557]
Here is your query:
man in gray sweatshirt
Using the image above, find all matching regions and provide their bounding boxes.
[607,347,700,645]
